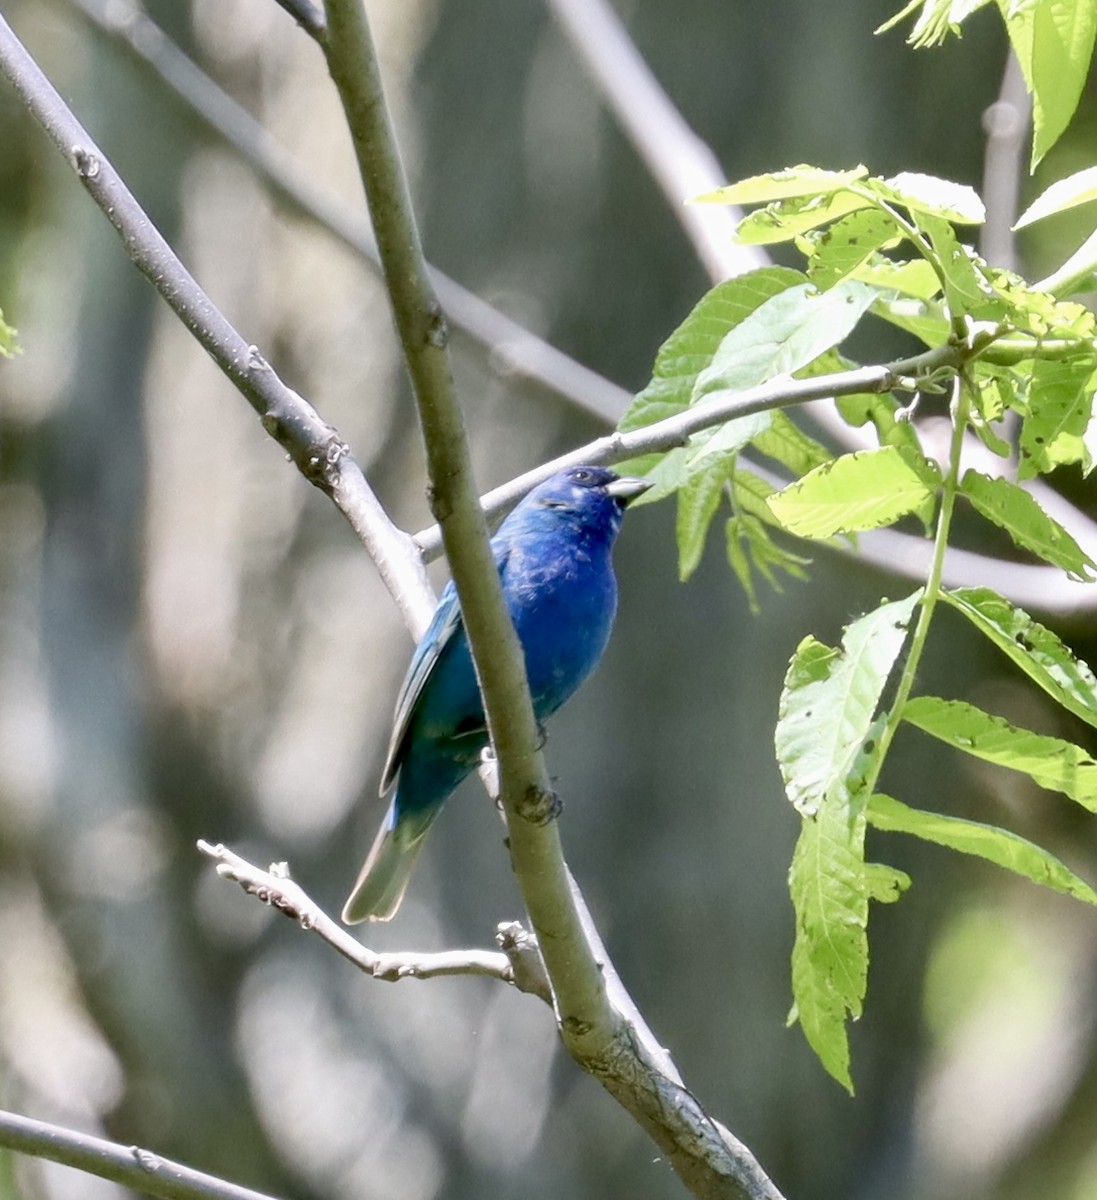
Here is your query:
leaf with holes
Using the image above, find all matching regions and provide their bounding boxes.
[903,695,1097,810]
[868,792,1097,903]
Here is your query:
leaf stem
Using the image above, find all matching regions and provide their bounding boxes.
[872,371,972,778]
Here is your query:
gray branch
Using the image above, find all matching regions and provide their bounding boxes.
[0,9,435,635]
[0,1109,285,1200]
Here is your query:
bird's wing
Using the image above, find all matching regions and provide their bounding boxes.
[378,543,510,795]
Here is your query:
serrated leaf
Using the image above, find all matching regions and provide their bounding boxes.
[915,212,996,316]
[871,173,986,224]
[789,793,867,1093]
[676,458,734,580]
[1018,358,1096,479]
[692,165,869,206]
[620,267,805,432]
[767,447,939,538]
[751,410,834,476]
[868,792,1097,903]
[1016,164,1097,229]
[959,469,1097,580]
[903,695,1097,809]
[735,191,874,246]
[998,0,1097,167]
[776,592,921,817]
[804,209,904,289]
[725,508,811,612]
[853,256,942,300]
[943,587,1097,731]
[986,268,1097,340]
[693,280,877,403]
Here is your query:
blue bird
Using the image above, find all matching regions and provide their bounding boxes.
[342,465,650,923]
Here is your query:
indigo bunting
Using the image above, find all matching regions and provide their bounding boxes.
[342,465,650,923]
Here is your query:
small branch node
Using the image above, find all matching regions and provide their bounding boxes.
[425,301,449,349]
[130,1147,160,1173]
[515,783,561,826]
[71,145,100,178]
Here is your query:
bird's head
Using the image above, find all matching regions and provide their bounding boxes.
[517,465,651,541]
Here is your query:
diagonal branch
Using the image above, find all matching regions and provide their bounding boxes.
[317,2,783,1196]
[64,0,629,424]
[0,1109,285,1200]
[0,10,435,634]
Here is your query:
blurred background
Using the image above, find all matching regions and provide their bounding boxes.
[2,1,1097,1198]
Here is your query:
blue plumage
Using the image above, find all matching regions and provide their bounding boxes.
[342,465,650,923]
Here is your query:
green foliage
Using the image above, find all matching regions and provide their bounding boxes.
[904,695,1097,809]
[0,308,17,358]
[778,593,920,1091]
[880,0,1097,166]
[867,793,1097,905]
[622,71,1097,1085]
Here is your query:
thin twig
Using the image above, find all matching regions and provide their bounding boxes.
[0,10,434,635]
[271,0,325,40]
[413,345,961,553]
[0,1109,285,1200]
[196,842,553,1001]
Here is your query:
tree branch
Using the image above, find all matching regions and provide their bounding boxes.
[64,0,630,425]
[317,2,783,1196]
[0,10,437,634]
[0,1109,285,1200]
[197,841,553,1002]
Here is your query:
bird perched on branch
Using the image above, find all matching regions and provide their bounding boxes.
[342,465,651,923]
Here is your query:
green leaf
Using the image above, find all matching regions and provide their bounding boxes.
[1018,358,1096,479]
[776,592,921,817]
[803,209,904,290]
[903,695,1097,810]
[878,0,995,45]
[870,173,986,224]
[835,391,926,457]
[735,191,874,246]
[997,0,1097,166]
[0,308,17,358]
[915,212,996,316]
[959,469,1097,580]
[863,861,912,903]
[620,267,804,432]
[788,788,867,1093]
[676,458,734,581]
[1015,164,1097,229]
[853,256,942,300]
[692,165,869,206]
[869,291,951,347]
[767,446,939,539]
[985,268,1097,339]
[686,412,772,472]
[692,280,877,402]
[725,507,811,612]
[750,410,833,477]
[868,792,1097,904]
[1036,228,1097,298]
[943,587,1097,731]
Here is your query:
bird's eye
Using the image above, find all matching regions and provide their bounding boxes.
[571,468,594,485]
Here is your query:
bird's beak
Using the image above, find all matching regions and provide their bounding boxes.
[606,475,653,507]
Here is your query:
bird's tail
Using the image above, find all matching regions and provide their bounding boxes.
[341,800,433,924]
